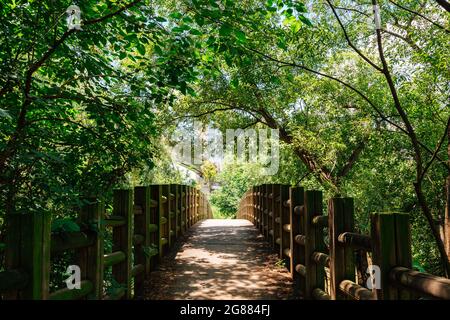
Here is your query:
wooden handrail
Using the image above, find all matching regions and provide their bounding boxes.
[236,184,450,301]
[338,232,372,251]
[1,184,211,300]
[390,267,450,300]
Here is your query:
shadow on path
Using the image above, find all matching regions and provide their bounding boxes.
[145,219,293,300]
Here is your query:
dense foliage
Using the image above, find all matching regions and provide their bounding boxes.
[0,0,449,279]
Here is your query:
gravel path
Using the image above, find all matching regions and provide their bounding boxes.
[145,219,293,300]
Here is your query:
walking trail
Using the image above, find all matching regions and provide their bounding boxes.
[145,219,293,300]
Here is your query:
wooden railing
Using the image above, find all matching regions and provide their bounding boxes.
[0,184,212,300]
[237,185,450,300]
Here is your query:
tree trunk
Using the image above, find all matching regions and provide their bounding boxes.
[445,118,450,263]
[445,176,450,260]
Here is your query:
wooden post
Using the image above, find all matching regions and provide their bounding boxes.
[259,185,264,234]
[134,186,151,297]
[257,185,262,232]
[192,187,195,226]
[199,190,202,221]
[5,212,51,299]
[148,186,159,270]
[304,190,325,299]
[189,187,194,227]
[273,184,281,251]
[196,189,199,223]
[262,185,266,235]
[78,199,104,299]
[167,185,173,248]
[177,185,181,236]
[184,185,188,232]
[185,186,189,228]
[268,185,273,239]
[289,186,304,296]
[268,185,274,244]
[253,187,257,226]
[191,187,195,225]
[180,185,186,235]
[112,189,133,299]
[192,188,196,225]
[253,186,257,225]
[160,184,169,257]
[264,185,270,239]
[169,184,177,244]
[247,189,250,222]
[371,212,412,300]
[281,185,290,265]
[255,186,260,230]
[248,190,252,222]
[329,197,355,300]
[247,190,252,223]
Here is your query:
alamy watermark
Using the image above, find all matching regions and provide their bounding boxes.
[366,265,382,290]
[66,5,82,31]
[171,121,279,175]
[65,265,81,289]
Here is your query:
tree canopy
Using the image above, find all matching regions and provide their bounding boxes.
[0,0,449,276]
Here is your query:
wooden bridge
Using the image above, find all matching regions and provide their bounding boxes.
[1,184,450,300]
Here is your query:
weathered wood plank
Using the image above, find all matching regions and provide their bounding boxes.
[77,200,104,299]
[329,198,355,300]
[48,280,93,300]
[111,190,134,299]
[134,186,151,297]
[289,186,304,297]
[371,212,412,300]
[390,267,450,299]
[304,190,325,299]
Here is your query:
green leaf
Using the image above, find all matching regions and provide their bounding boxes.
[295,2,308,13]
[169,12,183,19]
[234,30,247,43]
[277,38,287,50]
[190,28,202,36]
[219,24,233,37]
[299,15,313,27]
[136,44,146,55]
[194,15,205,26]
[51,219,81,233]
[155,16,167,22]
[172,26,186,33]
[0,108,11,119]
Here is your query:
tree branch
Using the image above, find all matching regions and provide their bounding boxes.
[326,0,383,72]
[334,6,370,17]
[245,46,449,171]
[173,102,258,121]
[246,46,406,134]
[436,0,450,13]
[388,0,450,33]
[420,117,450,182]
[381,29,422,52]
[337,135,370,178]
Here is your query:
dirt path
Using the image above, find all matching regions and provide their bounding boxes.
[145,219,293,300]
